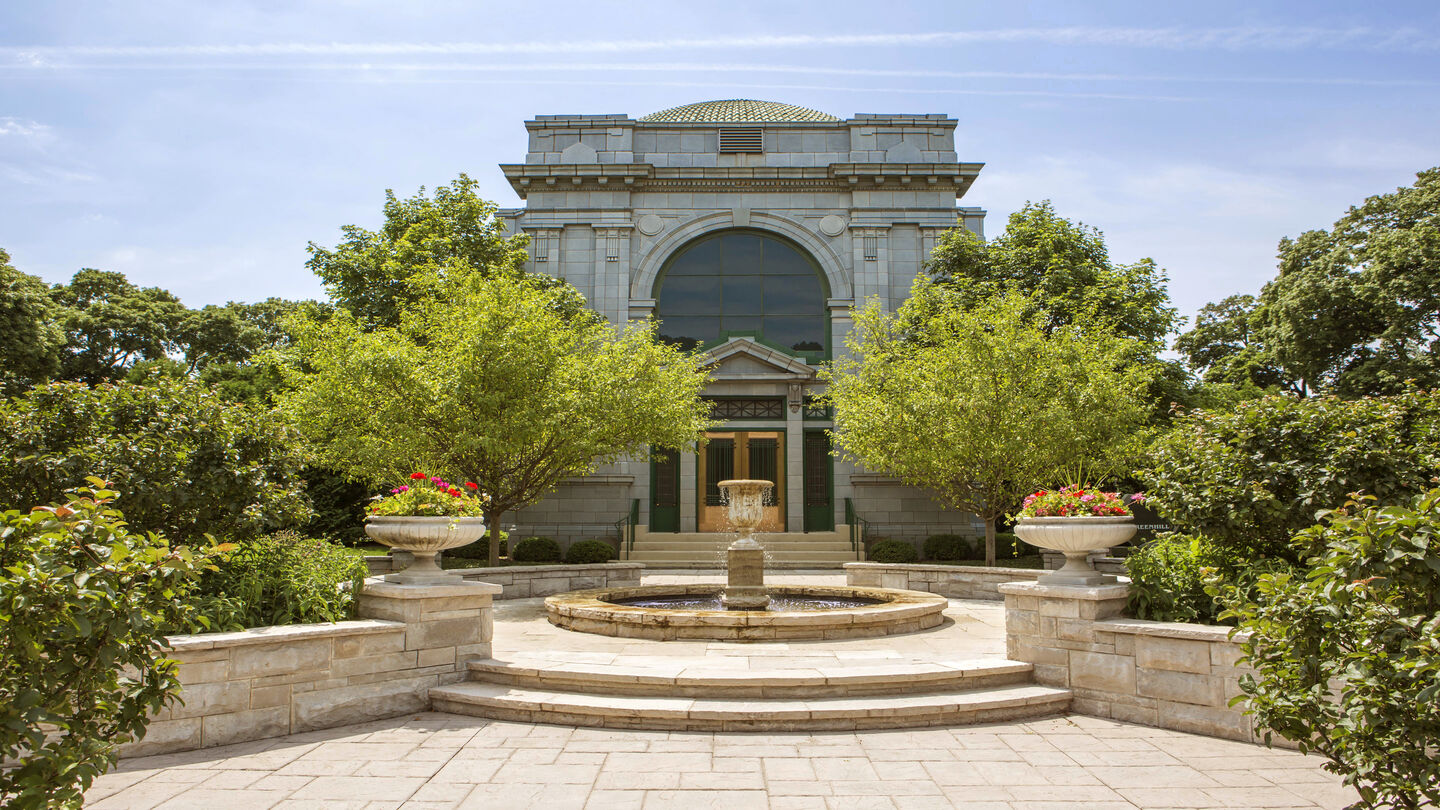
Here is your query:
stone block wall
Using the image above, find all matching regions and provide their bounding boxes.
[998,581,1272,745]
[845,562,1041,601]
[457,562,643,599]
[123,580,500,758]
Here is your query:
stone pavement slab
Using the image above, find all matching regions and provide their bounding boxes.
[86,711,1358,809]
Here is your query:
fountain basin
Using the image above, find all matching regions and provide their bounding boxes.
[545,584,947,641]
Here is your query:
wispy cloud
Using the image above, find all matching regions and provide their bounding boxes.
[3,26,1437,65]
[7,60,1432,89]
[0,116,52,141]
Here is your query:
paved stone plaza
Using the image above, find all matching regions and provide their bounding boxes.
[84,573,1359,808]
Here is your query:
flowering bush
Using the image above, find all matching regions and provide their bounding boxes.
[366,473,488,518]
[1018,485,1140,518]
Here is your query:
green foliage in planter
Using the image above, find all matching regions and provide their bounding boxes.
[510,536,561,563]
[187,532,367,631]
[0,376,311,542]
[1222,490,1440,809]
[0,483,224,809]
[867,539,918,564]
[922,533,971,561]
[1140,389,1440,564]
[565,539,617,564]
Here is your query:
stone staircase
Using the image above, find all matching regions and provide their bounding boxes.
[429,657,1070,731]
[624,530,860,568]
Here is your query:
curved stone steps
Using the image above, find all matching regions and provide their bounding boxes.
[465,657,1033,698]
[428,681,1071,731]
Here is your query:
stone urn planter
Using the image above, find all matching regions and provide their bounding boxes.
[364,515,487,585]
[1014,516,1135,586]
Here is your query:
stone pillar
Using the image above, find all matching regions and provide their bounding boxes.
[358,580,502,675]
[997,581,1130,688]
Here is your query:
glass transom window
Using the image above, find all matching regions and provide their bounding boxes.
[655,231,828,358]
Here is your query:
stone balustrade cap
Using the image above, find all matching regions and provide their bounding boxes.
[997,581,1131,600]
[1101,618,1252,643]
[164,618,403,651]
[362,580,502,598]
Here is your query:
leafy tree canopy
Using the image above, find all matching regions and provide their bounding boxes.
[277,265,713,565]
[926,201,1180,348]
[0,375,312,541]
[0,248,65,395]
[1180,167,1440,398]
[823,286,1155,565]
[48,269,189,386]
[306,174,535,328]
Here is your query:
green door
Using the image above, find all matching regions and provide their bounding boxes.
[650,447,680,532]
[803,430,834,531]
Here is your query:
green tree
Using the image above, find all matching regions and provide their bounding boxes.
[926,201,1179,348]
[0,375,311,541]
[1174,294,1292,394]
[277,267,713,566]
[0,248,64,394]
[0,483,224,809]
[1256,167,1440,397]
[1223,490,1440,809]
[823,288,1155,565]
[307,174,533,329]
[49,269,189,385]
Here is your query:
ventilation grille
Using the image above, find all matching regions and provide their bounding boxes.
[718,127,764,153]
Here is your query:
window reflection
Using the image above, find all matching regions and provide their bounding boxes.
[655,232,828,356]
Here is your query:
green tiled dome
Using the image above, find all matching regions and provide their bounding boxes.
[639,99,839,124]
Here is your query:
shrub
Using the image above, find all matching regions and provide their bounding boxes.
[1223,490,1440,808]
[0,377,311,542]
[565,539,617,564]
[511,536,562,563]
[867,539,918,563]
[1140,389,1440,563]
[188,532,367,631]
[1126,534,1226,623]
[989,532,1036,560]
[0,483,223,808]
[922,533,971,561]
[298,465,371,544]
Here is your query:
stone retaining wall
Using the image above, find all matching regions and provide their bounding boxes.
[1039,550,1128,575]
[123,580,500,758]
[998,581,1273,745]
[456,562,643,599]
[365,559,643,598]
[845,562,1041,601]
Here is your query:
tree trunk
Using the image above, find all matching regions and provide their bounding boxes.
[485,509,503,567]
[984,514,997,567]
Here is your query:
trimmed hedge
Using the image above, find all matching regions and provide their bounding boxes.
[510,536,562,563]
[565,539,617,564]
[922,533,971,561]
[867,538,918,563]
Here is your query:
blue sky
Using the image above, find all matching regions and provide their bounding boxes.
[2,1,1437,331]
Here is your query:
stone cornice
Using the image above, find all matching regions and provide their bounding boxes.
[501,162,982,198]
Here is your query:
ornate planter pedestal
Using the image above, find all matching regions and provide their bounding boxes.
[1014,516,1136,586]
[364,516,488,585]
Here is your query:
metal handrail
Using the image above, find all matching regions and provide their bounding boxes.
[614,498,640,558]
[845,498,871,560]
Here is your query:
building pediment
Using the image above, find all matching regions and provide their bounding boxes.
[703,337,816,382]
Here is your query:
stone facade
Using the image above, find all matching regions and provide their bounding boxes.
[845,562,1042,601]
[998,581,1276,745]
[496,100,987,546]
[123,580,499,758]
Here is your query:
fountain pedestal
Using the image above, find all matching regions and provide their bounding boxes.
[717,479,773,611]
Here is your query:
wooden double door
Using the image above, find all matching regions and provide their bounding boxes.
[698,431,785,532]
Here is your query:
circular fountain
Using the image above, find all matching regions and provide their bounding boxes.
[545,479,948,641]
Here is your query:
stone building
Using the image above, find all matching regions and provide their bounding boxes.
[498,99,987,564]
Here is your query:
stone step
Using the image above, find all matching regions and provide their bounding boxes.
[429,681,1071,731]
[623,560,856,569]
[628,550,855,560]
[465,657,1033,698]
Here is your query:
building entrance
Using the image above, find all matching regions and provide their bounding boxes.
[697,430,785,532]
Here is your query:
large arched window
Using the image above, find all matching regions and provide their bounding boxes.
[654,230,829,358]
